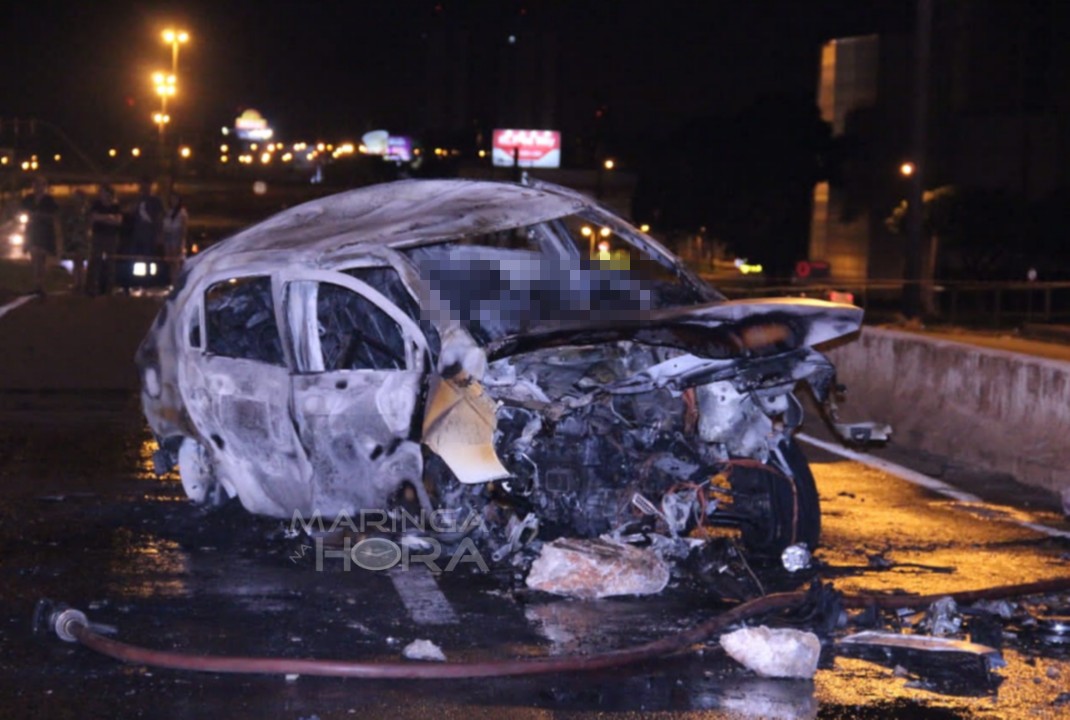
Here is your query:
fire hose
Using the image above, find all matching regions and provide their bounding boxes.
[38,577,1070,679]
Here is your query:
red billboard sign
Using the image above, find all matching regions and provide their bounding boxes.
[492,129,561,168]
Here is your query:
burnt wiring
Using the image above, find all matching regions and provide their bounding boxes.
[38,577,1070,680]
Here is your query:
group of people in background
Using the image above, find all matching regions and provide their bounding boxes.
[18,176,188,298]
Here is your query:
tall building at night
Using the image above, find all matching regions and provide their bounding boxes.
[809,1,1070,282]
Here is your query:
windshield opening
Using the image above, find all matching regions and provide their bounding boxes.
[402,211,712,344]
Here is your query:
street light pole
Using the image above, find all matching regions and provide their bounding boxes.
[160,29,188,177]
[162,29,189,78]
[903,0,932,319]
[152,72,175,173]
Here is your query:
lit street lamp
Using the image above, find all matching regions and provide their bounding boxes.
[158,29,188,175]
[162,29,189,77]
[152,72,177,107]
[152,72,177,170]
[595,157,614,199]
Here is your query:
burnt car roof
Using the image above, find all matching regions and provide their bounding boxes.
[189,179,586,273]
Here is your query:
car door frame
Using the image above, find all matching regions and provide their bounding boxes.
[282,267,431,517]
[178,269,311,517]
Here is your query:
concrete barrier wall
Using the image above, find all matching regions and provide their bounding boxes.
[825,327,1070,496]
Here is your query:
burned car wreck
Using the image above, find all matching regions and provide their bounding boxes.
[137,178,877,590]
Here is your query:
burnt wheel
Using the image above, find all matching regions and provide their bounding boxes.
[704,437,820,557]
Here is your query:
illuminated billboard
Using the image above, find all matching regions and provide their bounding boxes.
[386,136,413,163]
[234,109,274,141]
[492,129,561,168]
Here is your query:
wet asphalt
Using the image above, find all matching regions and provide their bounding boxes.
[1,392,1069,719]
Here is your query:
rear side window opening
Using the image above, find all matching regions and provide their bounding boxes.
[204,276,286,366]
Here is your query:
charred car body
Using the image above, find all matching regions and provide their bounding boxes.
[138,178,880,578]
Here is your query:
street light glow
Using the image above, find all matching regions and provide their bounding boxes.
[131,147,141,157]
[603,158,615,171]
[900,161,915,177]
[179,146,192,158]
[162,29,189,44]
[153,72,177,98]
[108,148,117,157]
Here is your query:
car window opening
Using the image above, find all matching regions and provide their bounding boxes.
[204,276,285,366]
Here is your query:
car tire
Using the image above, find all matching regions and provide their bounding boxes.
[177,438,217,504]
[713,437,821,557]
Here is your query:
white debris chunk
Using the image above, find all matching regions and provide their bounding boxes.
[720,626,822,679]
[525,538,670,600]
[402,639,447,662]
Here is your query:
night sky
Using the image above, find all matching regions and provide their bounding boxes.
[2,1,912,155]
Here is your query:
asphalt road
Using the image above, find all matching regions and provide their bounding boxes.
[1,392,1068,719]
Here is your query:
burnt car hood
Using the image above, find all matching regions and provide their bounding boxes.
[486,296,863,361]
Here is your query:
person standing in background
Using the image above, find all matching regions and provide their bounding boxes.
[86,184,123,296]
[161,190,188,285]
[61,189,90,293]
[20,175,62,298]
[121,177,164,294]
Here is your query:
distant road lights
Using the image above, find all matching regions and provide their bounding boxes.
[179,146,192,159]
[108,148,118,158]
[478,149,487,159]
[603,158,615,171]
[153,112,171,126]
[599,226,612,238]
[0,156,8,166]
[900,161,915,177]
[131,147,142,157]
[639,223,651,233]
[53,154,61,162]
[260,152,272,164]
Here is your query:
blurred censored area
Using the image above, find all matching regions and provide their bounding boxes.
[405,212,705,343]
